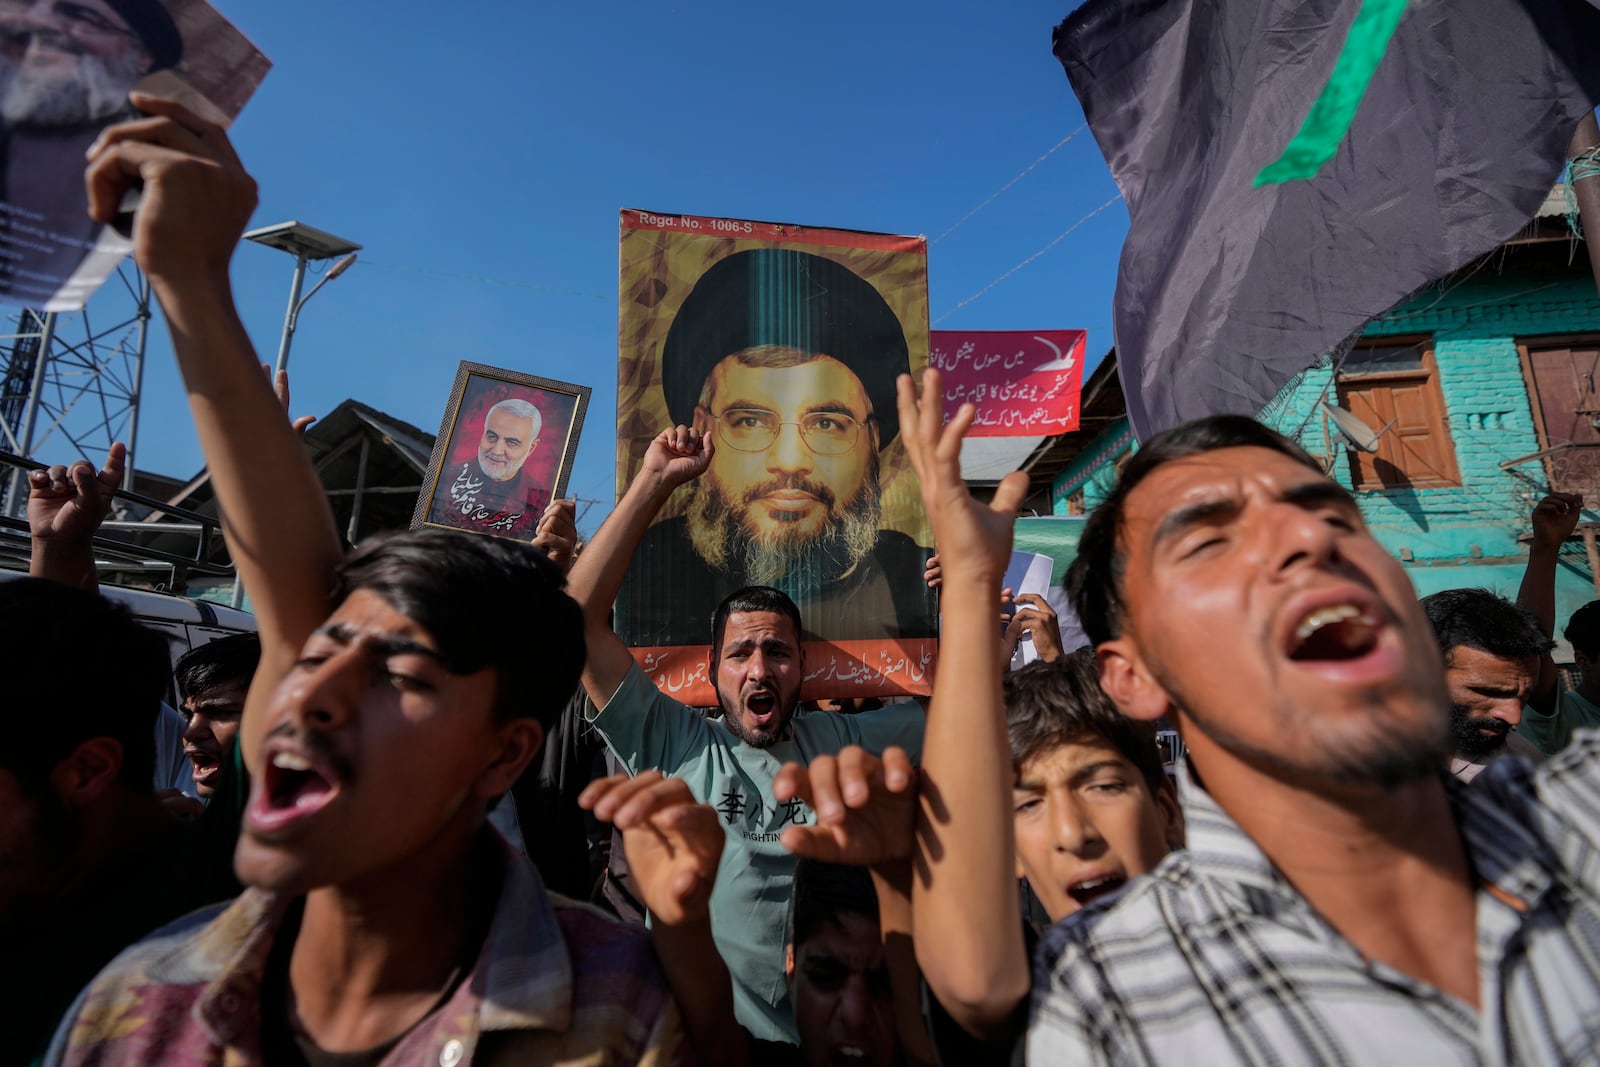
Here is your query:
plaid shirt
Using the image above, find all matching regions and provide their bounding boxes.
[1029,731,1600,1066]
[46,836,685,1067]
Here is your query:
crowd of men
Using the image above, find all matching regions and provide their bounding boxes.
[5,93,1600,1067]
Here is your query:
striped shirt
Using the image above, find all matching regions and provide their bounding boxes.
[1028,731,1600,1066]
[46,833,685,1067]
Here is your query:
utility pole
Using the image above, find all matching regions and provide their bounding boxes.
[1569,111,1600,305]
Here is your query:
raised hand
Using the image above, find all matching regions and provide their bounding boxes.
[532,499,579,573]
[1002,592,1066,665]
[640,425,712,491]
[264,364,317,436]
[895,370,1028,587]
[579,770,724,926]
[85,93,259,287]
[924,552,942,590]
[1531,491,1583,551]
[28,442,125,545]
[773,745,918,869]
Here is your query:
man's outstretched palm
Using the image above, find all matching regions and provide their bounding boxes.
[775,746,918,869]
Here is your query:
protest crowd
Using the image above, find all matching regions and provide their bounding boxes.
[8,2,1600,1066]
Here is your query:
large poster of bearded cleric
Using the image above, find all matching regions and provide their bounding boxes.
[0,0,269,311]
[615,210,936,705]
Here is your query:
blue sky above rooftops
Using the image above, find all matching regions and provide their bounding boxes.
[95,0,1128,528]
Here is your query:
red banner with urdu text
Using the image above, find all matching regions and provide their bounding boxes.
[932,329,1087,437]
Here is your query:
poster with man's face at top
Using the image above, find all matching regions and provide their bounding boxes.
[413,362,590,544]
[0,0,268,311]
[616,210,936,705]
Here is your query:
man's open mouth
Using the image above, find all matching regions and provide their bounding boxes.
[746,690,777,724]
[246,748,341,837]
[829,1044,874,1065]
[1286,603,1380,662]
[185,746,221,784]
[1067,873,1128,907]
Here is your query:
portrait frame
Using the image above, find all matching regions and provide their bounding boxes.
[411,361,591,544]
[614,209,937,704]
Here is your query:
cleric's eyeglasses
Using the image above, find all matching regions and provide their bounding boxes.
[712,407,865,455]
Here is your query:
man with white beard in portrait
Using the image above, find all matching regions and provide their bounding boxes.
[0,0,182,301]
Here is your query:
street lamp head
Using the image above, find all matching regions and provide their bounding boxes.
[326,253,359,280]
[244,221,363,261]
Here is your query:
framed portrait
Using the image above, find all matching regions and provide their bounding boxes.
[412,362,591,543]
[614,209,936,704]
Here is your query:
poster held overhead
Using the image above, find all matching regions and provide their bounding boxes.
[0,0,269,311]
[616,209,936,705]
[412,361,590,544]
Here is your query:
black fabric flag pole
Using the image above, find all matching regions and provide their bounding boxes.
[1054,0,1600,441]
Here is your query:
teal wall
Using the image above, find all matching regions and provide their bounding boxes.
[1051,271,1600,641]
[1050,416,1133,514]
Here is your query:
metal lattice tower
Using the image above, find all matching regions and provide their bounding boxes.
[0,265,153,516]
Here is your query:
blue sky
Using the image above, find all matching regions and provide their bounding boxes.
[115,0,1128,526]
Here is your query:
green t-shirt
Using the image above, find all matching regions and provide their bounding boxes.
[588,663,925,1044]
[1518,679,1600,757]
[8,743,247,1067]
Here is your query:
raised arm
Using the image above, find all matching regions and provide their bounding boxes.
[896,370,1032,1037]
[85,95,343,771]
[1517,492,1582,714]
[566,426,709,706]
[27,442,124,591]
[580,769,745,1067]
[776,746,935,1067]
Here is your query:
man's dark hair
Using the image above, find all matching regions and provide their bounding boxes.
[1004,649,1167,795]
[710,586,803,666]
[1420,588,1553,663]
[175,632,261,706]
[785,859,879,951]
[1067,415,1323,646]
[332,528,585,729]
[1565,600,1600,661]
[0,578,166,793]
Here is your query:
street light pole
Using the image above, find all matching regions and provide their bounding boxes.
[274,254,309,376]
[230,222,362,608]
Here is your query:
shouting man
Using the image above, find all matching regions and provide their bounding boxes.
[570,422,926,1044]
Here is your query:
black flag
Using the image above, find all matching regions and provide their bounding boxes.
[1054,0,1600,440]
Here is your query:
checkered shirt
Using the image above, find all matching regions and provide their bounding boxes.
[1028,732,1600,1066]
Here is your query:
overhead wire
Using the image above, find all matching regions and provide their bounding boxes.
[932,125,1087,245]
[933,194,1122,325]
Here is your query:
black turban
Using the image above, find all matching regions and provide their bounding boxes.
[660,248,912,446]
[104,0,183,71]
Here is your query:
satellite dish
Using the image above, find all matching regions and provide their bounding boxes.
[1322,402,1393,454]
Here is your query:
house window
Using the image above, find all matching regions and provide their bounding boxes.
[1518,337,1600,502]
[1335,337,1460,491]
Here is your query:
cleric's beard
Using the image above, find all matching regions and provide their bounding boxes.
[0,48,145,127]
[686,460,882,596]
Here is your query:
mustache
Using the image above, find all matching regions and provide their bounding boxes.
[263,722,357,784]
[742,473,835,511]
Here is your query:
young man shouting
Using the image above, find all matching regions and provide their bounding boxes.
[48,95,682,1066]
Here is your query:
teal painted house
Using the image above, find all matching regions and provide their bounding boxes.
[1048,211,1600,656]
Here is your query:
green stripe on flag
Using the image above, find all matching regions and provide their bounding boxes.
[1254,0,1409,186]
